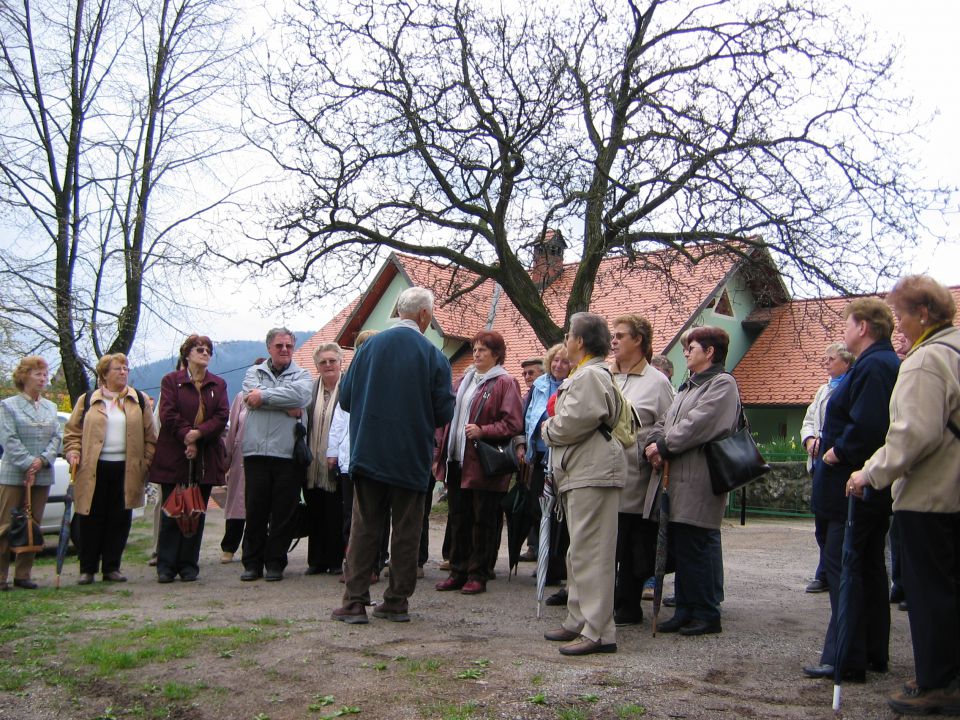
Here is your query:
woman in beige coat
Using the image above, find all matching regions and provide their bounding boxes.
[542,312,626,656]
[644,326,739,636]
[64,354,157,585]
[610,314,675,626]
[849,275,960,715]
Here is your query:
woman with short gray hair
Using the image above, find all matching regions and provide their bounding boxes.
[800,342,854,594]
[542,312,626,656]
[304,342,348,575]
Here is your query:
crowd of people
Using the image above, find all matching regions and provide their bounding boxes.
[2,276,959,715]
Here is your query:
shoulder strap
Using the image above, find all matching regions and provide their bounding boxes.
[81,388,146,422]
[927,342,960,441]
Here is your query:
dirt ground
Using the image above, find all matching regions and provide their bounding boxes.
[4,506,913,720]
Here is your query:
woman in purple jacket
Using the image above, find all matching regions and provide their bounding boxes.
[151,335,229,582]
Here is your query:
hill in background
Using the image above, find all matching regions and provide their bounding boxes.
[129,333,313,402]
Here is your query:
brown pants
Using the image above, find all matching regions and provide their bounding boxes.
[0,484,50,581]
[342,472,425,611]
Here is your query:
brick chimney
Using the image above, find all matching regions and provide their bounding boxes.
[531,229,566,291]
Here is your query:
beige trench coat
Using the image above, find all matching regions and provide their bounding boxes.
[63,387,158,515]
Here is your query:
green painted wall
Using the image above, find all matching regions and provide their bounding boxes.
[744,406,807,443]
[661,272,761,389]
[358,274,459,359]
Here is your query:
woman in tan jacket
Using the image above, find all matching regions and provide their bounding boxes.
[64,354,157,585]
[850,276,960,716]
[542,312,626,656]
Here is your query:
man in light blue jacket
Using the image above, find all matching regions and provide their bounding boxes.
[240,328,313,582]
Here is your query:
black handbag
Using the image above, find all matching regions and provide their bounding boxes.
[293,419,313,468]
[468,382,518,477]
[9,503,44,555]
[705,405,771,495]
[473,439,517,476]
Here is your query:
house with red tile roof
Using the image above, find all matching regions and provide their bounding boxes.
[732,287,960,441]
[293,236,959,443]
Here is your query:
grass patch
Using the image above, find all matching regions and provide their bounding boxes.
[424,702,477,719]
[406,658,442,674]
[160,680,208,701]
[73,619,263,675]
[557,709,587,720]
[615,704,646,718]
[430,499,448,516]
[253,617,285,626]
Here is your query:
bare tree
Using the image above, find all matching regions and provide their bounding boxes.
[0,0,248,400]
[245,0,948,347]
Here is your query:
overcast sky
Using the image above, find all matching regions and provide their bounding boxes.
[136,0,960,363]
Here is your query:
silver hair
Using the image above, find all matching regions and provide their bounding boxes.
[313,342,343,366]
[825,342,855,366]
[569,312,611,356]
[396,287,434,317]
[266,327,295,346]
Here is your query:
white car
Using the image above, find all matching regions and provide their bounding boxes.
[3,412,142,536]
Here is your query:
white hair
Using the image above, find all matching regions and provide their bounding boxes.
[396,287,434,317]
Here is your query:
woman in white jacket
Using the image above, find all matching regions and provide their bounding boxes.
[800,342,853,593]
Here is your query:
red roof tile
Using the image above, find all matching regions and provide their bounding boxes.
[292,299,359,378]
[298,247,752,383]
[733,288,960,406]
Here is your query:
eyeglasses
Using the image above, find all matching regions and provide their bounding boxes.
[317,359,339,366]
[192,347,212,355]
[272,343,294,350]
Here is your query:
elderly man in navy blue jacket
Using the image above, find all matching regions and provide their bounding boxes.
[803,297,900,682]
[332,287,455,624]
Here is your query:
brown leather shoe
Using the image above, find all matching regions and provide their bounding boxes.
[331,602,369,624]
[559,636,618,656]
[77,573,95,585]
[544,627,579,642]
[103,571,127,582]
[372,604,410,622]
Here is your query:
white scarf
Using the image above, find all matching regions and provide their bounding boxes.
[448,364,508,465]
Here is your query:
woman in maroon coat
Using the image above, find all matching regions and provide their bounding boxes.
[435,330,523,595]
[151,334,229,582]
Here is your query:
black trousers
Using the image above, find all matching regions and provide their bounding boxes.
[242,456,301,573]
[614,513,658,620]
[157,483,213,578]
[669,522,723,624]
[814,514,828,583]
[76,461,131,575]
[524,452,547,550]
[898,510,960,689]
[889,514,904,594]
[819,511,890,671]
[446,464,504,582]
[221,519,245,554]
[419,478,435,566]
[304,482,346,571]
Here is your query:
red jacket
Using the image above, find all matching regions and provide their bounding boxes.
[150,369,229,485]
[435,372,524,492]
